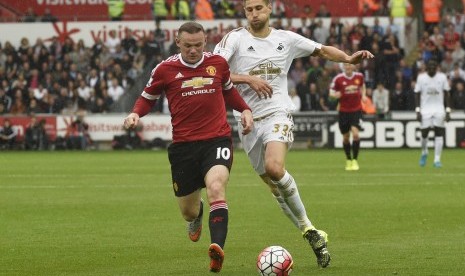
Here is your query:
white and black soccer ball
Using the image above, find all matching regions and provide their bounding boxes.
[257,245,293,276]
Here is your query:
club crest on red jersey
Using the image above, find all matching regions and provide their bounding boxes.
[206,66,217,76]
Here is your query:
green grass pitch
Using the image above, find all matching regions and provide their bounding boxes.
[1,149,464,275]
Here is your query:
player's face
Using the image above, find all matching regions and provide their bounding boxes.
[343,63,355,76]
[426,62,437,77]
[244,0,271,32]
[176,31,206,64]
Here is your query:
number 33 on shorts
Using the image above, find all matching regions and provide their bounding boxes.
[272,123,294,142]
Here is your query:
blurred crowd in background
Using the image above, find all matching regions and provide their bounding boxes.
[1,0,465,150]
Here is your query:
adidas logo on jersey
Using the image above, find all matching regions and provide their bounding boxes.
[247,46,255,51]
[175,72,184,79]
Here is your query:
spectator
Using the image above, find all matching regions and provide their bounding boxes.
[448,63,465,83]
[0,119,17,150]
[271,0,286,18]
[359,0,381,16]
[10,96,27,115]
[41,8,58,22]
[27,98,43,114]
[25,116,49,150]
[195,0,215,20]
[443,23,460,52]
[105,30,121,54]
[390,81,408,110]
[171,0,190,20]
[423,0,442,34]
[440,51,455,73]
[154,20,167,57]
[0,88,12,112]
[108,0,125,21]
[450,42,465,67]
[388,0,412,18]
[295,71,310,111]
[65,115,91,150]
[107,77,124,103]
[23,7,37,22]
[372,82,390,118]
[315,3,331,17]
[451,81,465,110]
[152,0,169,21]
[77,79,92,102]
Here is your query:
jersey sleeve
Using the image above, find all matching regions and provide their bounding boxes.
[213,30,240,62]
[142,63,165,100]
[288,31,322,59]
[414,75,422,93]
[442,74,451,91]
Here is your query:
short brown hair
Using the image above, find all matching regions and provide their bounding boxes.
[178,21,205,35]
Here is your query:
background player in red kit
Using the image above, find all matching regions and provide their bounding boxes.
[329,63,367,171]
[123,21,253,273]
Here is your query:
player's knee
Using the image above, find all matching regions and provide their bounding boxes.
[264,162,284,181]
[181,207,198,221]
[206,181,226,201]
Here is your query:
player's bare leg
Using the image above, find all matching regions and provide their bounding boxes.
[178,190,203,242]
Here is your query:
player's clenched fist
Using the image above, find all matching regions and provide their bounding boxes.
[124,113,140,129]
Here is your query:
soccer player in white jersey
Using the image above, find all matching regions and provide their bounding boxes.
[214,0,374,268]
[414,59,451,168]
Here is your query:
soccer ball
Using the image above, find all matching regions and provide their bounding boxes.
[257,245,293,276]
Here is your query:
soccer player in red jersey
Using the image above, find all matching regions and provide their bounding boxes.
[330,63,367,171]
[124,21,253,273]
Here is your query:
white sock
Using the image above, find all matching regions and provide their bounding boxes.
[434,136,443,163]
[272,171,312,232]
[421,137,428,155]
[273,194,300,229]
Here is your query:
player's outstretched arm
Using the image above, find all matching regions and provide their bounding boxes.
[314,46,374,65]
[124,95,157,129]
[230,73,273,99]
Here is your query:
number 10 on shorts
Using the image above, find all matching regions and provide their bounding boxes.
[216,147,231,160]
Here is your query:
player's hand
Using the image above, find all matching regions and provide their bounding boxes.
[349,50,374,64]
[240,109,254,135]
[124,113,140,129]
[248,76,273,99]
[445,112,451,122]
[416,112,422,122]
[331,91,342,99]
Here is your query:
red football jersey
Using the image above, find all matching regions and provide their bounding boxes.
[330,72,364,112]
[143,52,233,142]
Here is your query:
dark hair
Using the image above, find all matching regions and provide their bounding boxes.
[178,21,205,35]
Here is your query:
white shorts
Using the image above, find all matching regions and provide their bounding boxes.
[237,111,294,175]
[421,110,445,129]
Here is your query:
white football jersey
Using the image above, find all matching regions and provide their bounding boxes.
[214,27,321,118]
[414,72,450,113]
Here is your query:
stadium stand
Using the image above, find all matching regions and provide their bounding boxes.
[1,0,464,150]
